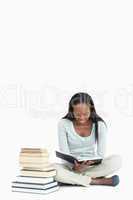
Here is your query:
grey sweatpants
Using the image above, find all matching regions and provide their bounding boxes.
[54,155,122,187]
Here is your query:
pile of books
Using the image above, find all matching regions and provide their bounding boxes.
[12,148,59,194]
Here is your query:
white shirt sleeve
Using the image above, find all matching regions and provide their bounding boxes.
[57,119,73,169]
[97,121,107,158]
[57,119,70,154]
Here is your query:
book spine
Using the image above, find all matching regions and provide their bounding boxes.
[19,157,49,163]
[12,185,59,194]
[20,153,49,157]
[12,181,58,189]
[20,169,56,177]
[15,176,54,184]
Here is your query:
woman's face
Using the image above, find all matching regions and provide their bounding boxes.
[73,103,91,124]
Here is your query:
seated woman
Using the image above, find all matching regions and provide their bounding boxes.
[54,92,122,187]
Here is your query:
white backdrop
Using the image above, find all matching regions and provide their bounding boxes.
[0,0,132,199]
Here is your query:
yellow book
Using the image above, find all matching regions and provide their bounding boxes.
[20,169,56,177]
[20,152,49,157]
[22,165,55,171]
[19,162,51,168]
[21,148,48,154]
[19,156,49,163]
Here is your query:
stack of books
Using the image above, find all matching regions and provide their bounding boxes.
[12,148,59,194]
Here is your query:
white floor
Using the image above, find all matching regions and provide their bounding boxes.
[8,170,129,200]
[10,183,125,200]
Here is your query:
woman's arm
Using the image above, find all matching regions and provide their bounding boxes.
[57,119,70,154]
[97,121,107,158]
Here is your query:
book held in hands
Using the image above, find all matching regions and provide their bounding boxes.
[56,151,102,165]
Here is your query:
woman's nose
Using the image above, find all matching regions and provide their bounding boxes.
[79,116,85,120]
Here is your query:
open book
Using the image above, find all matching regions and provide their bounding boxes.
[56,151,102,165]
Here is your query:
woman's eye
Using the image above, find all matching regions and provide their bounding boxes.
[74,113,89,117]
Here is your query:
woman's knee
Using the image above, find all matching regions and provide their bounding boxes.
[106,154,122,169]
[53,163,71,176]
[53,163,69,171]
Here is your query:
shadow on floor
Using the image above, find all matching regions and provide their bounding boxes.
[58,182,83,187]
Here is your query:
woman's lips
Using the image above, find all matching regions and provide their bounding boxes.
[78,120,86,123]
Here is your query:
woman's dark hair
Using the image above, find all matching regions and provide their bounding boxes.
[62,92,107,142]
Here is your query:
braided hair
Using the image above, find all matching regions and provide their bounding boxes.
[62,92,106,142]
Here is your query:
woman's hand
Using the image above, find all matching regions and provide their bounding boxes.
[72,160,95,173]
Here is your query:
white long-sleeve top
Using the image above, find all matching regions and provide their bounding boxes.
[57,118,107,167]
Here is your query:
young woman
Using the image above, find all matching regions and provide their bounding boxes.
[54,92,122,187]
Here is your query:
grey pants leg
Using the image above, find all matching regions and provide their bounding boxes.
[54,155,122,187]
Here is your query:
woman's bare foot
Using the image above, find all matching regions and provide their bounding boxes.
[90,175,120,186]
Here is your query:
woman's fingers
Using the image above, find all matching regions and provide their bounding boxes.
[85,160,90,165]
[82,161,87,164]
[74,160,79,166]
[74,160,95,167]
[83,160,95,165]
[88,160,95,164]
